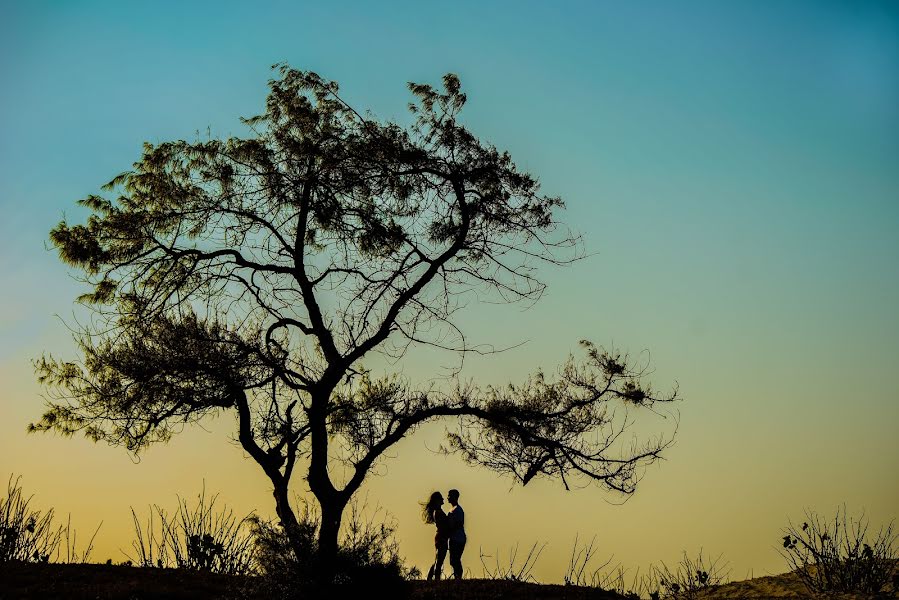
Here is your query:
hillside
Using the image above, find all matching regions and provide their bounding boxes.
[1,562,897,599]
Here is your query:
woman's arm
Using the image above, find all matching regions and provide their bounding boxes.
[435,510,450,534]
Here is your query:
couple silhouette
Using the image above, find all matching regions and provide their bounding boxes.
[421,488,466,580]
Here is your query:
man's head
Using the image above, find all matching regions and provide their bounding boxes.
[448,489,460,506]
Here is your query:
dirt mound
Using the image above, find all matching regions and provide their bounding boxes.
[694,569,898,599]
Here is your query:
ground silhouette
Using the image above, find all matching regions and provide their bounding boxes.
[5,562,897,599]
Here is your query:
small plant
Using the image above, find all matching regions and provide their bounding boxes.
[128,504,168,569]
[479,541,546,582]
[339,494,417,580]
[563,534,615,587]
[647,550,729,599]
[0,475,62,563]
[248,493,416,593]
[248,500,319,578]
[592,563,654,599]
[780,506,897,595]
[127,484,255,575]
[61,513,102,564]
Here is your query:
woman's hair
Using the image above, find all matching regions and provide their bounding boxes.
[421,491,443,524]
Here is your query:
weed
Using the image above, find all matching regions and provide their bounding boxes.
[479,540,546,582]
[248,494,416,595]
[127,483,255,575]
[781,506,897,595]
[0,475,62,563]
[647,550,729,600]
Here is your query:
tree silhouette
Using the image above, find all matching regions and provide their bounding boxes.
[33,65,678,575]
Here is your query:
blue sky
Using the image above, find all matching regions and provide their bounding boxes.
[1,0,897,579]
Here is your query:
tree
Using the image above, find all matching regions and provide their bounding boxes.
[33,65,678,575]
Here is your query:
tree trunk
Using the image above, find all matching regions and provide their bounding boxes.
[316,494,347,578]
[270,475,349,584]
[272,480,305,559]
[305,385,346,579]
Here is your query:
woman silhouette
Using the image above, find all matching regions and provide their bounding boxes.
[421,491,450,580]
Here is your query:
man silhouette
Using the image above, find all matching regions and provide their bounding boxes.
[446,488,466,579]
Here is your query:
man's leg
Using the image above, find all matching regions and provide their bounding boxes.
[449,539,466,579]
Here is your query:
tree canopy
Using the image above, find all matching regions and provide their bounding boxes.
[33,65,678,568]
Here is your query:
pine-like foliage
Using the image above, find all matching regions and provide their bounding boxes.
[34,65,678,572]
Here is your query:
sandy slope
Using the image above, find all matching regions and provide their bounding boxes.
[694,569,898,599]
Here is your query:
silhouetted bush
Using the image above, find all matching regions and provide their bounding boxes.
[780,506,897,595]
[127,484,255,575]
[646,550,728,599]
[249,495,416,597]
[561,534,653,598]
[581,547,726,600]
[0,475,62,563]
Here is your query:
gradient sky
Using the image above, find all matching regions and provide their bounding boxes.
[1,0,898,583]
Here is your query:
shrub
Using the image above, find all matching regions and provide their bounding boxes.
[127,484,256,575]
[647,550,728,599]
[339,496,418,583]
[780,506,897,595]
[249,495,416,596]
[0,475,62,563]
